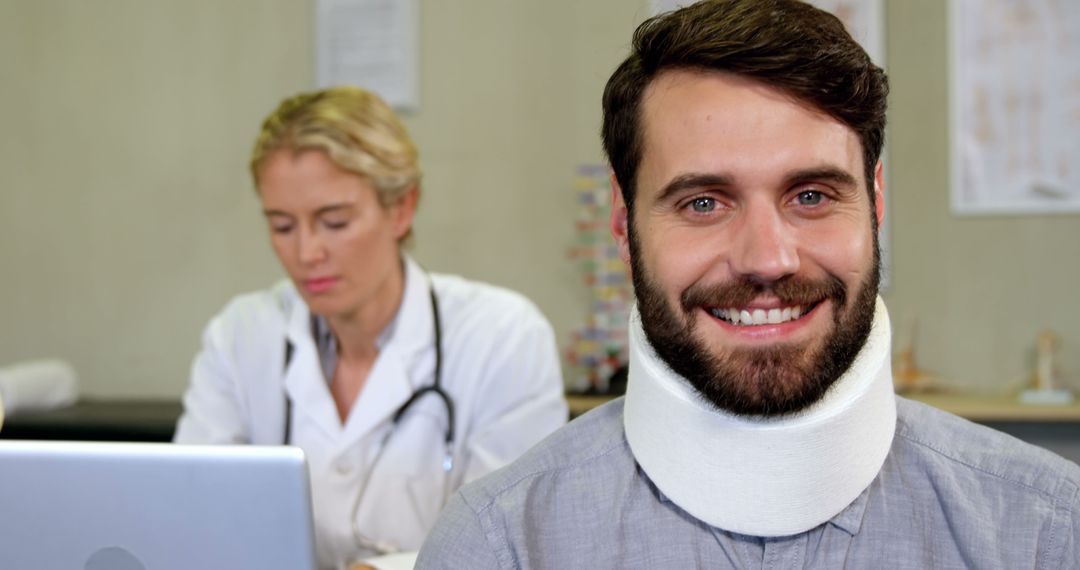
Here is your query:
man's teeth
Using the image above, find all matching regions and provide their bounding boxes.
[709,306,804,326]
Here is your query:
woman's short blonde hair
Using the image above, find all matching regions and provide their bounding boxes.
[250,86,420,207]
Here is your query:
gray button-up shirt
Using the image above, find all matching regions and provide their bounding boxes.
[417,397,1080,569]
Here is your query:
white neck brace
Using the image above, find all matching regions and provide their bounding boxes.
[624,297,896,537]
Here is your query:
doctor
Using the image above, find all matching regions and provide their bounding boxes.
[174,86,567,570]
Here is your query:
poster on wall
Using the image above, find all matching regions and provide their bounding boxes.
[950,0,1080,215]
[315,0,419,111]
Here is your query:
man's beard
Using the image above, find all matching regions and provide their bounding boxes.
[629,226,880,418]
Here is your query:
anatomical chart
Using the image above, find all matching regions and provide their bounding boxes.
[951,0,1080,215]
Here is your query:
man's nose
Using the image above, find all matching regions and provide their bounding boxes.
[727,205,799,282]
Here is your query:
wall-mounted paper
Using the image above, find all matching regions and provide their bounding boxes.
[950,0,1080,215]
[315,0,419,111]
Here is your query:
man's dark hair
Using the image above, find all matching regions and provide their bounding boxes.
[602,0,889,211]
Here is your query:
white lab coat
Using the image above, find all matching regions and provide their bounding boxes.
[175,257,567,569]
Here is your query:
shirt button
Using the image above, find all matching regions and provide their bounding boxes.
[334,459,353,476]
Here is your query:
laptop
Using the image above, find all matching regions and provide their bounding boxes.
[0,440,317,570]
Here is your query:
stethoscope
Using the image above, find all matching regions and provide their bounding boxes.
[281,285,455,555]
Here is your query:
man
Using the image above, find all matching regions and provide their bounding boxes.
[417,1,1080,567]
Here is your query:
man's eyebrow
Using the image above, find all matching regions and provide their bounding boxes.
[654,167,859,203]
[656,173,736,203]
[784,167,858,189]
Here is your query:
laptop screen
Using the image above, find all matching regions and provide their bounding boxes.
[0,440,317,570]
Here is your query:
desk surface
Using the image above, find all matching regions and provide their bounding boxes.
[566,392,1080,423]
[0,400,181,442]
[6,392,1077,443]
[905,392,1080,422]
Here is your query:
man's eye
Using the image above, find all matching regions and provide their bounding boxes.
[796,190,824,206]
[323,220,349,230]
[270,224,294,234]
[688,197,716,213]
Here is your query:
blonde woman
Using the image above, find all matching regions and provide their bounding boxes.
[174,86,566,570]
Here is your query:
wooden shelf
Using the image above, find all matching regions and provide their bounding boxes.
[904,392,1080,423]
[565,391,1080,423]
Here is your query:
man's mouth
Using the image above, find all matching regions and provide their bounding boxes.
[706,301,823,326]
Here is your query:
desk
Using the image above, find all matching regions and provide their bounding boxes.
[0,400,182,442]
[904,392,1080,422]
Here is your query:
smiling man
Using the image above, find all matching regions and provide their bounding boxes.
[416,1,1080,568]
[625,68,882,419]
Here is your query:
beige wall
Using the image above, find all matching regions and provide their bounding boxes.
[0,0,1076,399]
[884,0,1080,391]
[0,1,310,397]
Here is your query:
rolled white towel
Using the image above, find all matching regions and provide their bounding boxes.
[0,359,79,417]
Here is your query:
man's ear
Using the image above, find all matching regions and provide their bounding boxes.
[873,160,885,231]
[391,185,419,240]
[610,174,632,266]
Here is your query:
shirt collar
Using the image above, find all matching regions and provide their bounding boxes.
[386,255,435,366]
[827,484,872,536]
